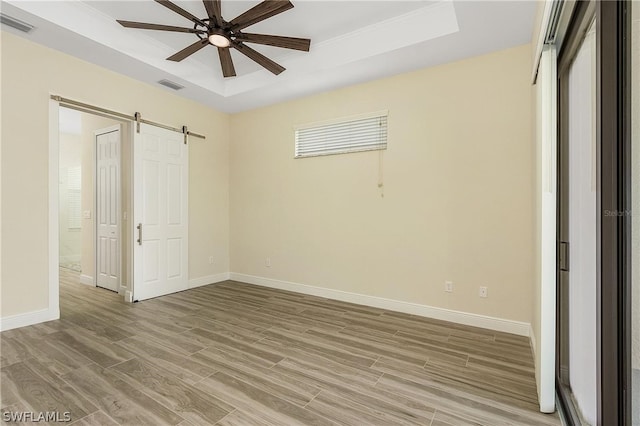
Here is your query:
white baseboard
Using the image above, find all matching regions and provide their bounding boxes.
[189,272,230,289]
[79,274,94,286]
[229,273,531,337]
[529,323,537,359]
[0,306,60,332]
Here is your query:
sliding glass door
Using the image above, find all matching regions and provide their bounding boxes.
[556,4,597,423]
[556,1,634,424]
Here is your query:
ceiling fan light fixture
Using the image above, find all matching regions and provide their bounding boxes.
[208,32,230,48]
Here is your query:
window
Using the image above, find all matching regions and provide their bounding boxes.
[295,111,388,158]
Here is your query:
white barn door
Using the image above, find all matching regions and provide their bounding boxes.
[96,126,121,292]
[133,123,188,301]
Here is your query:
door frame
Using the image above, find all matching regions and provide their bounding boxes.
[94,124,122,293]
[48,99,197,310]
[48,103,133,311]
[598,0,632,423]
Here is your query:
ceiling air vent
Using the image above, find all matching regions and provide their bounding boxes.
[0,13,35,33]
[158,79,184,91]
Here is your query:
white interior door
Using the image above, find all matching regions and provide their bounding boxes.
[133,123,188,301]
[96,126,121,292]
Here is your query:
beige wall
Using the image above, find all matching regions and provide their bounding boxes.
[59,130,82,265]
[1,31,230,318]
[230,45,534,322]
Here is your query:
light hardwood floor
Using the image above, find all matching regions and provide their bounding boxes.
[1,269,560,425]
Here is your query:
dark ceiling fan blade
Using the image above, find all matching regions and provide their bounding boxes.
[167,39,210,62]
[155,0,206,26]
[236,33,310,51]
[217,47,236,77]
[203,0,223,26]
[233,42,285,75]
[117,20,204,33]
[229,0,294,31]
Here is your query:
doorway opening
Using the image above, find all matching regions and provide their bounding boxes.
[50,96,196,317]
[57,106,132,299]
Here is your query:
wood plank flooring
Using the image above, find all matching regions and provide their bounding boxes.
[0,268,560,425]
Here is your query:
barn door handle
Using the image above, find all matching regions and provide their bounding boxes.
[137,223,142,245]
[559,241,569,271]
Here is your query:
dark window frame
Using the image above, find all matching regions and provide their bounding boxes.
[598,1,631,424]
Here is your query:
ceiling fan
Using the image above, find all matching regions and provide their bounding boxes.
[117,0,311,77]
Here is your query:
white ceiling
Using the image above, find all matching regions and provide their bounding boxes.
[1,0,536,113]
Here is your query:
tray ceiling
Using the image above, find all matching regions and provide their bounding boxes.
[1,1,537,112]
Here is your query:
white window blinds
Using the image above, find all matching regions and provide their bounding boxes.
[295,111,388,158]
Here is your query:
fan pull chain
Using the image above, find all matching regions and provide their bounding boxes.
[378,149,384,198]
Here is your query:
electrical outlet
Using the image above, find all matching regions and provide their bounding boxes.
[208,256,214,265]
[265,257,271,267]
[479,286,488,298]
[445,281,453,293]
